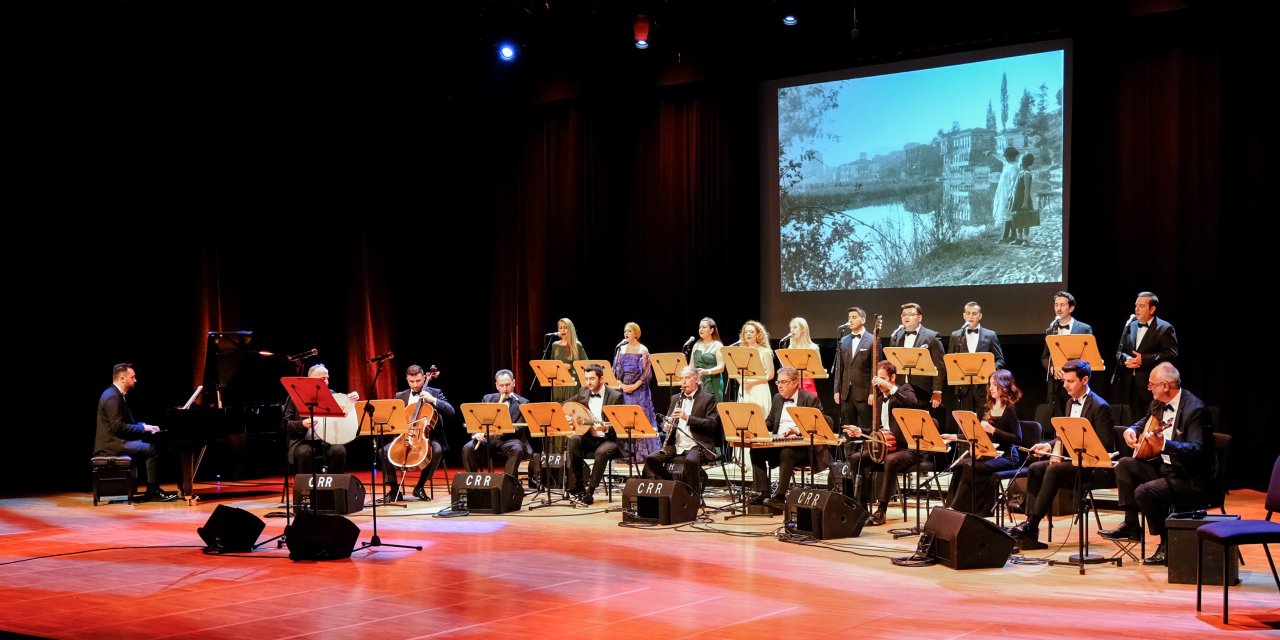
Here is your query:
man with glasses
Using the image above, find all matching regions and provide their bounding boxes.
[749,366,831,509]
[888,303,946,411]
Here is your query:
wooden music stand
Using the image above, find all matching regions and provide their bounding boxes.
[883,346,938,380]
[945,352,996,415]
[461,403,518,474]
[721,346,767,401]
[574,359,621,389]
[602,404,659,479]
[519,402,575,508]
[890,407,948,537]
[529,359,578,397]
[717,401,770,519]
[785,405,837,488]
[1048,416,1120,572]
[650,352,689,387]
[777,348,827,391]
[949,410,1001,459]
[1045,334,1107,372]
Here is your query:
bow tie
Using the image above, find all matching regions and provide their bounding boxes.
[903,330,917,336]
[1070,398,1084,406]
[683,394,695,401]
[500,396,511,403]
[1137,323,1149,329]
[1154,402,1173,414]
[783,397,796,404]
[589,393,601,398]
[967,328,980,334]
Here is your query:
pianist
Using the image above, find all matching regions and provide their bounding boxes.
[840,360,923,525]
[94,363,179,502]
[749,366,832,509]
[283,364,357,474]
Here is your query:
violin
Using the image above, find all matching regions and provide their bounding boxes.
[387,365,442,469]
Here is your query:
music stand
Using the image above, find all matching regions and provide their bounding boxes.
[717,401,770,519]
[573,360,622,389]
[784,406,838,488]
[721,347,766,402]
[520,402,575,509]
[777,348,828,392]
[356,399,409,507]
[602,404,659,483]
[1047,416,1119,573]
[889,408,948,538]
[883,347,938,382]
[529,359,578,400]
[944,353,995,415]
[461,403,517,474]
[650,352,689,388]
[950,410,1001,517]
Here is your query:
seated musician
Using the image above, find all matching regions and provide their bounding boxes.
[1100,363,1213,565]
[462,369,532,482]
[840,360,921,525]
[283,364,357,475]
[379,364,454,501]
[565,364,623,505]
[1008,359,1114,550]
[94,363,178,502]
[749,366,832,510]
[944,368,1022,517]
[643,365,720,493]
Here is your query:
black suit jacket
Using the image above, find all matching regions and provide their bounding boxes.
[948,326,1005,370]
[574,385,624,441]
[94,385,147,456]
[1113,316,1178,389]
[662,389,720,451]
[395,387,456,450]
[481,392,530,442]
[765,389,833,471]
[875,382,920,453]
[832,331,875,401]
[1124,388,1213,489]
[1041,318,1093,370]
[888,325,946,396]
[1057,389,1117,453]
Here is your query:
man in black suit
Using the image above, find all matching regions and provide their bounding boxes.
[1112,291,1179,418]
[643,366,720,493]
[283,363,358,475]
[888,303,946,411]
[93,363,178,502]
[462,369,531,481]
[948,301,1005,413]
[1041,291,1094,416]
[833,306,875,430]
[1009,359,1115,549]
[841,360,923,525]
[750,366,832,509]
[378,364,455,501]
[1101,363,1213,565]
[565,364,623,505]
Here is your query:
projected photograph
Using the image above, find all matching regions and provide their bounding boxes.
[778,49,1065,292]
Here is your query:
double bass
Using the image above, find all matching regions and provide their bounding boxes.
[387,366,442,469]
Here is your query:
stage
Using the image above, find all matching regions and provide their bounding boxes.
[1,473,1276,639]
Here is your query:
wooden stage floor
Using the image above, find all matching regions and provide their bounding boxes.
[2,472,1276,639]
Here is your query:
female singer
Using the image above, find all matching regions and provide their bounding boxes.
[614,322,659,462]
[784,317,820,395]
[946,368,1023,517]
[551,318,587,403]
[738,320,774,415]
[692,317,725,401]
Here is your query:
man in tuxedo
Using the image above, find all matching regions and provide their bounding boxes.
[461,369,531,481]
[1009,359,1115,549]
[565,364,623,505]
[1112,291,1179,418]
[378,364,455,501]
[750,366,832,509]
[948,301,1005,413]
[840,360,923,525]
[1041,291,1094,417]
[643,366,720,493]
[1101,363,1213,565]
[94,363,179,502]
[889,303,946,411]
[284,363,359,476]
[833,306,875,430]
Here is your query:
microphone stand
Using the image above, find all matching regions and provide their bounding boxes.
[355,359,420,554]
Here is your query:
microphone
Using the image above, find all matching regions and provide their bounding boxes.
[682,336,696,349]
[614,338,627,351]
[367,352,394,364]
[778,332,793,345]
[286,348,318,362]
[1046,318,1061,334]
[1124,313,1137,326]
[728,339,743,346]
[544,331,560,338]
[837,322,851,329]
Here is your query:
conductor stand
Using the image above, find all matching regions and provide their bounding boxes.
[602,405,658,509]
[783,406,839,489]
[1047,416,1119,573]
[520,402,576,509]
[356,399,409,509]
[888,408,949,539]
[717,401,770,520]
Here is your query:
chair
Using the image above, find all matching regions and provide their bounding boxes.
[1196,455,1280,623]
[994,420,1042,527]
[91,455,136,505]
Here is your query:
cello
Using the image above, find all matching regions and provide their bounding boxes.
[387,365,442,469]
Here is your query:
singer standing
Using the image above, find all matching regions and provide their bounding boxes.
[550,318,588,403]
[691,317,725,401]
[1041,291,1093,417]
[613,322,659,462]
[832,306,874,430]
[379,364,455,501]
[1112,292,1179,419]
[783,317,821,395]
[738,320,775,414]
[947,301,1005,414]
[644,366,720,493]
[888,303,946,411]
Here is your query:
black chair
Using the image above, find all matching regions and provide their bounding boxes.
[994,420,1042,527]
[1196,455,1280,623]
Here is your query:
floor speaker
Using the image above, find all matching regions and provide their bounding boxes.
[285,512,361,561]
[785,488,867,539]
[293,473,366,515]
[197,504,265,553]
[622,478,699,524]
[924,507,1014,569]
[450,472,524,514]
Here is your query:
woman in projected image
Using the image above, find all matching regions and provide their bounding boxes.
[551,318,587,403]
[990,146,1021,243]
[944,368,1023,517]
[692,317,725,401]
[737,320,775,414]
[782,317,820,395]
[1011,153,1036,246]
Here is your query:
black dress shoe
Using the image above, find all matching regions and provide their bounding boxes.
[1099,522,1142,541]
[867,511,887,526]
[1143,543,1168,565]
[413,487,430,501]
[746,492,766,505]
[380,487,403,503]
[143,489,179,502]
[762,495,787,510]
[1008,522,1039,540]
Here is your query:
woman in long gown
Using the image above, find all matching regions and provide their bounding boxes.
[550,318,587,403]
[613,322,659,463]
[692,317,725,401]
[738,320,774,415]
[783,317,821,396]
[946,369,1023,517]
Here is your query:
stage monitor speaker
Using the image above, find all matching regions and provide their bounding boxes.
[785,488,866,539]
[923,507,1014,569]
[197,504,265,553]
[536,452,569,489]
[294,473,366,515]
[284,512,361,561]
[450,472,523,514]
[622,478,699,525]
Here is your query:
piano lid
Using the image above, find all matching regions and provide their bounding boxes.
[203,331,296,407]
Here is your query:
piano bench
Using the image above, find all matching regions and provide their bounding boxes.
[91,456,137,506]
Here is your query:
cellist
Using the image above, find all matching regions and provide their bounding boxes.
[379,364,455,501]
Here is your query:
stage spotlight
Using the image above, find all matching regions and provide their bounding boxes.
[782,15,798,26]
[498,42,518,62]
[634,14,649,50]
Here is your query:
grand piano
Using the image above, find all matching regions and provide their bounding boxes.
[154,331,293,500]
